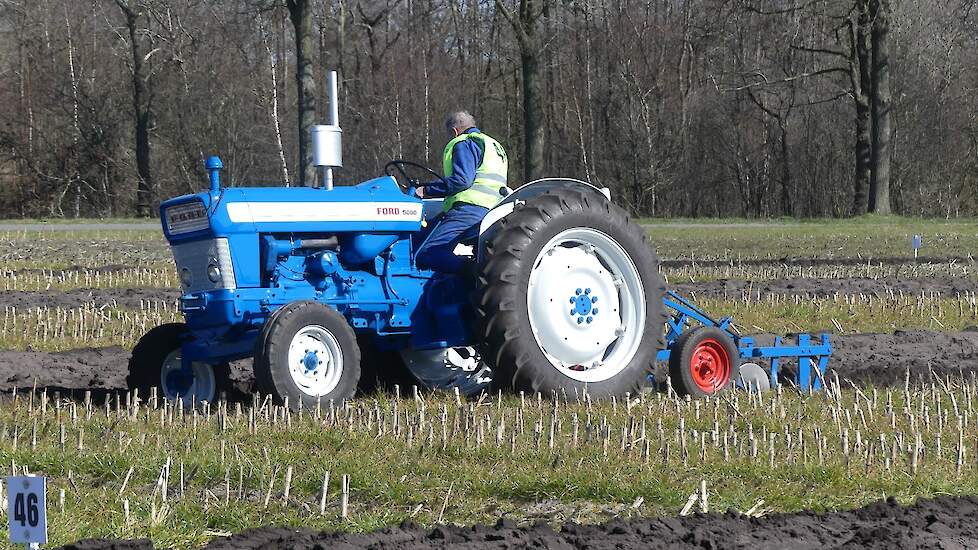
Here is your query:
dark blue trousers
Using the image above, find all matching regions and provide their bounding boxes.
[415,204,488,273]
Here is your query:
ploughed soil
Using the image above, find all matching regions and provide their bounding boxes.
[671,275,978,299]
[0,287,178,310]
[56,495,978,549]
[661,256,977,268]
[5,329,978,395]
[0,347,252,397]
[750,328,978,386]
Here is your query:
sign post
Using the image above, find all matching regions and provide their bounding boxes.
[7,476,47,549]
[911,234,922,260]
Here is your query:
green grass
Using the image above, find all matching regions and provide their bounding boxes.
[0,218,157,225]
[699,295,978,334]
[3,385,977,548]
[644,216,978,260]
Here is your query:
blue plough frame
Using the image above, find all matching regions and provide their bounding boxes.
[655,291,832,391]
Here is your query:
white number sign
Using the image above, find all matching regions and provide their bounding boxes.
[7,476,47,545]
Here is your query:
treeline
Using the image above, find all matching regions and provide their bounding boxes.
[0,0,975,218]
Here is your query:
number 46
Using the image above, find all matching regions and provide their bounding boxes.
[13,493,39,527]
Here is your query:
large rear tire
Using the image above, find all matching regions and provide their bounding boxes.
[253,301,361,408]
[477,189,666,397]
[127,323,230,406]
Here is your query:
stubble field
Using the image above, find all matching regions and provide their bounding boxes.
[0,217,976,548]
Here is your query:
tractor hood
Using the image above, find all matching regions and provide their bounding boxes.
[160,176,423,241]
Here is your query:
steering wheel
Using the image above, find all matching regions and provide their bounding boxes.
[384,160,446,193]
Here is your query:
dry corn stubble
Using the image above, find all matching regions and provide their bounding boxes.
[2,380,978,548]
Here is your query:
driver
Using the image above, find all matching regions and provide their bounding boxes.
[414,111,508,274]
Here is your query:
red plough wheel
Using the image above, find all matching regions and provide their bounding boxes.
[669,327,739,397]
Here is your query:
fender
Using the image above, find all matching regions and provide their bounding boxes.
[477,178,612,262]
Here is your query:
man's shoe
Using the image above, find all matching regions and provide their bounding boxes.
[445,346,479,372]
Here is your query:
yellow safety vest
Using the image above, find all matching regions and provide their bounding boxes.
[441,132,508,211]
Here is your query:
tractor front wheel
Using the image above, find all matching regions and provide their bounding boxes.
[254,301,361,409]
[668,326,738,397]
[127,323,229,406]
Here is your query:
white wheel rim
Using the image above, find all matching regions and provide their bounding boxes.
[287,325,344,397]
[160,350,217,406]
[526,227,646,383]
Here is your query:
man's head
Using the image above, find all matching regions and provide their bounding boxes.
[445,111,476,138]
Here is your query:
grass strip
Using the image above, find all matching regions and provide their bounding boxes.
[3,383,978,548]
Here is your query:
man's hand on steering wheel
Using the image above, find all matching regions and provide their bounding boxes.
[384,160,446,196]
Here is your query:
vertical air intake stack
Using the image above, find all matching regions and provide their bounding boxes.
[312,70,342,190]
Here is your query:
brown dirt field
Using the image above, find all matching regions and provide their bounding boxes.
[56,495,978,549]
[3,329,977,395]
[672,276,978,299]
[0,288,177,310]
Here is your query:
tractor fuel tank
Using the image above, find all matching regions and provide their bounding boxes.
[339,234,399,265]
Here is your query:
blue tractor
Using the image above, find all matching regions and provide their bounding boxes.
[128,74,754,406]
[127,158,671,405]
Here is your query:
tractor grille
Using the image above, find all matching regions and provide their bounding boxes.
[164,201,209,235]
[170,238,236,293]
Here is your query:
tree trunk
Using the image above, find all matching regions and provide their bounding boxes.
[259,14,291,186]
[287,0,318,187]
[116,1,154,217]
[850,6,872,215]
[869,0,891,214]
[779,123,791,216]
[521,42,545,181]
[496,0,547,182]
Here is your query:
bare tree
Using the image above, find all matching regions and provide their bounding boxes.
[868,0,891,214]
[849,0,872,214]
[114,0,155,217]
[286,0,317,187]
[258,12,291,186]
[0,0,975,218]
[495,0,547,181]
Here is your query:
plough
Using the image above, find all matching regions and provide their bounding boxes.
[655,291,832,393]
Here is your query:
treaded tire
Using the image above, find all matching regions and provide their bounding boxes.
[477,189,666,397]
[668,326,738,397]
[253,304,293,399]
[253,301,361,408]
[127,322,230,403]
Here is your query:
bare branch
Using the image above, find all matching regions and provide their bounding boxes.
[720,68,849,92]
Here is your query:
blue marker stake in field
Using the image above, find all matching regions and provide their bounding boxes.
[912,234,922,260]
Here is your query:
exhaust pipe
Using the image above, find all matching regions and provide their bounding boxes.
[312,70,342,190]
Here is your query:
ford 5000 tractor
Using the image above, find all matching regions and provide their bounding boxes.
[128,74,672,407]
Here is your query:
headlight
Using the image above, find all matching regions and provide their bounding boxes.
[207,263,221,283]
[179,268,192,288]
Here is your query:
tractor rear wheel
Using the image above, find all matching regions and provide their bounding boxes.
[668,326,738,397]
[127,323,230,407]
[254,301,361,409]
[477,189,666,397]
